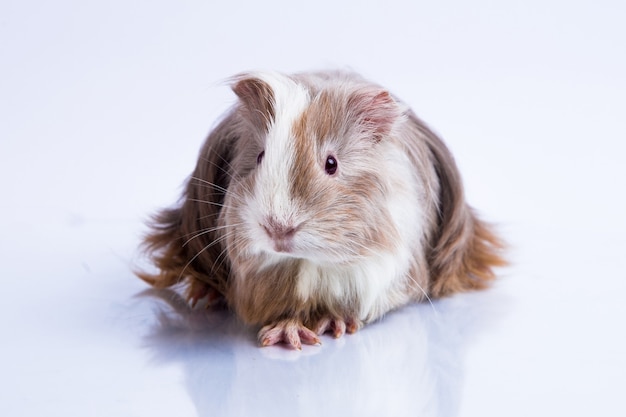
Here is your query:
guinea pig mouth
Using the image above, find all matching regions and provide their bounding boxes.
[271,239,294,254]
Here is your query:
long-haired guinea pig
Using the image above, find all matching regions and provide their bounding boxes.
[138,70,506,349]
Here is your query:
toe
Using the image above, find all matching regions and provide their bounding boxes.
[259,324,284,347]
[285,324,302,350]
[332,319,346,338]
[298,327,322,346]
[345,319,361,334]
[314,317,332,335]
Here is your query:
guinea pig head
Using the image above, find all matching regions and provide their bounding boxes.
[221,73,405,267]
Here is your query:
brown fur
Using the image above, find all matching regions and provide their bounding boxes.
[405,112,507,297]
[288,88,400,253]
[137,111,242,298]
[227,257,361,328]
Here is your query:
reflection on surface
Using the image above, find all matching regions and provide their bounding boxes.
[138,287,508,417]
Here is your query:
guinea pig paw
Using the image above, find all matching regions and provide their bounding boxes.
[187,280,222,308]
[314,317,362,338]
[258,319,321,350]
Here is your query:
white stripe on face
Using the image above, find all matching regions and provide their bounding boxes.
[252,72,311,224]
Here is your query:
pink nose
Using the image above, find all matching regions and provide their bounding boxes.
[262,221,297,239]
[262,218,298,252]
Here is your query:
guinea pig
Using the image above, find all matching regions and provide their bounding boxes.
[138,70,506,349]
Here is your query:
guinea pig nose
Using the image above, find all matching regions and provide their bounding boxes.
[262,218,298,240]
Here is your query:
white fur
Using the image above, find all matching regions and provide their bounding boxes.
[297,253,413,321]
[252,72,310,227]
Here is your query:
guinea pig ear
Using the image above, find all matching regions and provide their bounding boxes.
[348,89,402,141]
[424,125,507,297]
[231,75,276,131]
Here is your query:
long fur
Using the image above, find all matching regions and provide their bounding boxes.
[408,112,507,296]
[137,111,240,298]
[137,70,506,343]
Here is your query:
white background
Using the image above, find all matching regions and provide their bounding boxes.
[1,1,625,416]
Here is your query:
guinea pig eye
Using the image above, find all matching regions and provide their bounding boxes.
[325,155,338,175]
[257,150,265,165]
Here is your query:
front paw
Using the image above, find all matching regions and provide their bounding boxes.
[258,319,321,350]
[313,316,362,338]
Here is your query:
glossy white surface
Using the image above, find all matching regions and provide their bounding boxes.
[1,1,625,416]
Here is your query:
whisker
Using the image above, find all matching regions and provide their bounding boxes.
[190,175,229,193]
[196,152,238,185]
[211,245,231,274]
[197,211,221,221]
[211,235,246,274]
[187,198,230,209]
[177,231,237,282]
[188,176,247,205]
[207,148,238,176]
[182,223,244,247]
[407,275,437,315]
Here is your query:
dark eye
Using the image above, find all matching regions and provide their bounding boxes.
[257,150,265,165]
[325,155,338,175]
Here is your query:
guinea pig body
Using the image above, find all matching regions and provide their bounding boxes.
[139,70,505,349]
